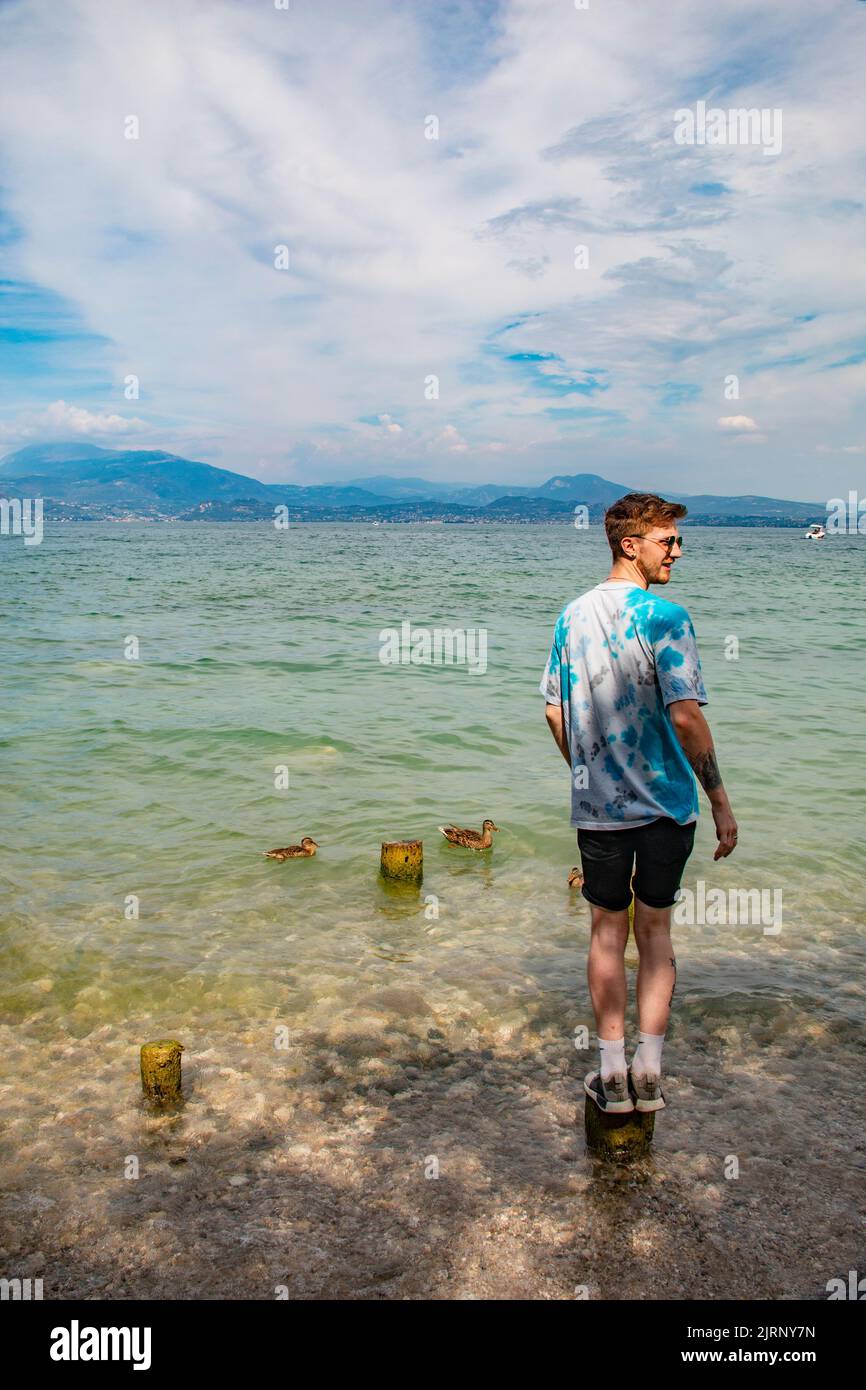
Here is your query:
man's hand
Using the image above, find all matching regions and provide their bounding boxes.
[669,700,738,858]
[712,800,738,859]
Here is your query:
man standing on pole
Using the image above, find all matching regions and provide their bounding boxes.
[540,493,738,1114]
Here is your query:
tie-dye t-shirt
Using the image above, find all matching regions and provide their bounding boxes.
[539,581,708,829]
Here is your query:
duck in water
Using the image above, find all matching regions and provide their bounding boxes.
[438,819,499,850]
[264,837,319,861]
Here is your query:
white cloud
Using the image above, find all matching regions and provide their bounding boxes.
[717,415,760,433]
[0,400,148,446]
[377,414,403,434]
[437,424,469,453]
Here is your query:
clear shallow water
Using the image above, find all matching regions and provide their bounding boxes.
[1,522,865,1298]
[2,521,864,1024]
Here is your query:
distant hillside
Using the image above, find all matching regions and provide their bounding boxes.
[0,442,824,524]
[532,474,628,505]
[349,474,470,501]
[0,443,390,512]
[0,444,275,508]
[667,492,819,519]
[350,471,629,508]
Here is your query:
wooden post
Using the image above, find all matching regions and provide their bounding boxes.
[380,839,423,883]
[140,1039,184,1105]
[584,1101,654,1161]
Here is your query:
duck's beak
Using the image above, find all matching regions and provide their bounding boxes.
[492,824,500,832]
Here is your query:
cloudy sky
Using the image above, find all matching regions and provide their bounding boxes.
[1,0,865,498]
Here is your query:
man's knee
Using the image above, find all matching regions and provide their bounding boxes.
[590,911,630,943]
[632,900,673,937]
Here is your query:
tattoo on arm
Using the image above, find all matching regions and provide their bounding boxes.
[688,748,722,792]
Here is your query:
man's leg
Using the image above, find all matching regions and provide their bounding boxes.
[587,905,631,1043]
[578,827,636,1107]
[586,905,630,1104]
[632,899,676,1036]
[629,818,695,1088]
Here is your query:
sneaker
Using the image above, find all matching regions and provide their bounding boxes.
[584,1070,635,1114]
[628,1068,666,1112]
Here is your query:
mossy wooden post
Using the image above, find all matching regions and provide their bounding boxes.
[380,839,423,884]
[140,1039,184,1106]
[584,1102,654,1161]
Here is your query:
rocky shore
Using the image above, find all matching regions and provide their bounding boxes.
[2,993,862,1300]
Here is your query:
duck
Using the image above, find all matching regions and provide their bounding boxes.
[438,819,499,850]
[567,867,584,889]
[263,837,319,861]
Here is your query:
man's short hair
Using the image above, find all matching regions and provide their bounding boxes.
[604,492,688,560]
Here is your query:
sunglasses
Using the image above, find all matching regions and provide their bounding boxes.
[624,534,684,553]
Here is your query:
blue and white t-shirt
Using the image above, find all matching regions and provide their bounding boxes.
[539,581,708,829]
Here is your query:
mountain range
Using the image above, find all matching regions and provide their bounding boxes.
[0,442,824,525]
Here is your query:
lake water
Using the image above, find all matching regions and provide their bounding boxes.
[1,522,864,1299]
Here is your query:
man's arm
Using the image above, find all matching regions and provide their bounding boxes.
[669,699,737,859]
[545,702,572,767]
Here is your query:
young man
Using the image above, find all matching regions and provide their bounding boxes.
[540,493,737,1114]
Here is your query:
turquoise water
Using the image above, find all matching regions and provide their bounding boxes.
[2,522,865,1297]
[2,522,863,1021]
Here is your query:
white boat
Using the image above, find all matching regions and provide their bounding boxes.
[805,523,826,539]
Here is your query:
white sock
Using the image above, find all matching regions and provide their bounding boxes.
[598,1036,627,1081]
[631,1031,664,1079]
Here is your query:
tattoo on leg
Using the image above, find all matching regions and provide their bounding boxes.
[688,749,722,793]
[669,956,677,1008]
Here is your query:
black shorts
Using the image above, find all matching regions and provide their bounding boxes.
[577,816,696,912]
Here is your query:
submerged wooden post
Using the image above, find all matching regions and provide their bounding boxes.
[380,839,423,883]
[140,1039,184,1105]
[584,1102,654,1162]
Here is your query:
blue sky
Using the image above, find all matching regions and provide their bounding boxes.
[1,0,865,500]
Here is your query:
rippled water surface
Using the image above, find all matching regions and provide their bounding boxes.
[2,522,864,1298]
